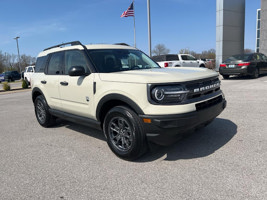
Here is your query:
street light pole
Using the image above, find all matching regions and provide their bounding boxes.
[147,0,151,57]
[14,36,21,73]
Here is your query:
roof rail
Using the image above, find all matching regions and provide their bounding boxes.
[114,43,130,46]
[43,41,82,51]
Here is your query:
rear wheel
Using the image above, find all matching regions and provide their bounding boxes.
[222,75,230,79]
[34,95,56,127]
[103,106,147,160]
[251,68,259,79]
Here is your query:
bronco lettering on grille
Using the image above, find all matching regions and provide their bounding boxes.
[193,82,220,93]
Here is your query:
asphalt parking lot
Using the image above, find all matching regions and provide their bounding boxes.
[0,75,266,200]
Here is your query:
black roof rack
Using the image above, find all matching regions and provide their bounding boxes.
[43,41,82,51]
[114,43,130,46]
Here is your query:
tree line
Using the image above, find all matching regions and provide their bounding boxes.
[0,50,36,73]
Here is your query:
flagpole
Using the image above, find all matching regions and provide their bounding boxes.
[133,0,136,48]
[147,0,151,56]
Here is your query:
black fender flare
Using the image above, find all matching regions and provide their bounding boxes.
[96,93,144,122]
[32,87,45,103]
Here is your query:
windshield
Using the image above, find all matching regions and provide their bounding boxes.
[224,54,252,63]
[87,49,160,73]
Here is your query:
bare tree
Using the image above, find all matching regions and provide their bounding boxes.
[179,48,191,54]
[244,49,254,53]
[152,44,170,56]
[201,49,216,59]
[20,54,36,70]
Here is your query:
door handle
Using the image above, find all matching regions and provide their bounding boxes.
[41,80,47,84]
[60,81,68,86]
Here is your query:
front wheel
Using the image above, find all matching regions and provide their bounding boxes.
[103,106,147,160]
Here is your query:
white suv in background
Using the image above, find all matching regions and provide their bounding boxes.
[31,41,226,160]
[24,65,35,85]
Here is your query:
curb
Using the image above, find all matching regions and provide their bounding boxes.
[0,87,31,95]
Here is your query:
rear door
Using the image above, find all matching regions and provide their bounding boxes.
[43,52,64,109]
[59,50,95,118]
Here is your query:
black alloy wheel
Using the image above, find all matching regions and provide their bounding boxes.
[104,106,147,160]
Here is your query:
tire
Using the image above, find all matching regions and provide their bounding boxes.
[34,95,56,127]
[200,64,205,68]
[222,75,229,79]
[251,68,259,79]
[103,106,147,160]
[25,78,29,86]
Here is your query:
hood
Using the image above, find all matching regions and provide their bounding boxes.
[98,67,218,84]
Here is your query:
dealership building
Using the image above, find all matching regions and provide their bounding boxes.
[216,0,264,70]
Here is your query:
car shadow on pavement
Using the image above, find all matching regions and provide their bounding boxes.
[54,119,106,142]
[53,118,236,162]
[137,118,237,162]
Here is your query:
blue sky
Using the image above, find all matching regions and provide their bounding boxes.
[0,0,261,57]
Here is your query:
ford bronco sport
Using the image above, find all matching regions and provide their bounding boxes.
[31,41,226,160]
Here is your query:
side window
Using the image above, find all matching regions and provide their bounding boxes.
[261,54,267,61]
[187,55,197,61]
[35,56,48,73]
[47,52,64,75]
[28,67,33,72]
[254,54,261,61]
[65,50,89,75]
[181,55,187,60]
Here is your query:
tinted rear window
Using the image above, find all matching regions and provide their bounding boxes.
[224,54,252,62]
[35,56,48,72]
[152,54,178,62]
[166,55,179,61]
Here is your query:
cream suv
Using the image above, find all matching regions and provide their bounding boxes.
[31,41,226,160]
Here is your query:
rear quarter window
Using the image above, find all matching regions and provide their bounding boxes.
[35,56,48,73]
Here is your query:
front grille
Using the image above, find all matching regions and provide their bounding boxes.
[195,95,223,111]
[186,77,220,100]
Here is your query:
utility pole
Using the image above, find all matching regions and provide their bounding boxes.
[14,36,21,73]
[147,0,151,57]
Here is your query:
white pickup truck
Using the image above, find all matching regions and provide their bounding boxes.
[152,54,206,68]
[24,65,35,85]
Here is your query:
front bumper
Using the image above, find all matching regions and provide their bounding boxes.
[140,96,227,145]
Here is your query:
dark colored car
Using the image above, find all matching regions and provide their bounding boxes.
[219,53,267,79]
[3,71,21,82]
[0,73,4,83]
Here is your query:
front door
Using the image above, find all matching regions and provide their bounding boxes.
[59,50,95,119]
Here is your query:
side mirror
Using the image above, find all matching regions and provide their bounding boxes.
[68,66,85,76]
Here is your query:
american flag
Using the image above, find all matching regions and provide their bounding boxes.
[120,2,134,18]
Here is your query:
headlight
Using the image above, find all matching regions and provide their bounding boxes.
[150,85,188,104]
